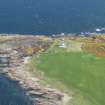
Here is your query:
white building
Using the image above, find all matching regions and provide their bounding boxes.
[59,43,67,48]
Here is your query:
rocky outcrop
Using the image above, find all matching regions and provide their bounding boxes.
[1,49,70,105]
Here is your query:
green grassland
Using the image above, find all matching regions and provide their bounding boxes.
[29,39,105,105]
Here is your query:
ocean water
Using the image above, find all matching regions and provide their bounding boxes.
[0,0,105,35]
[0,73,33,105]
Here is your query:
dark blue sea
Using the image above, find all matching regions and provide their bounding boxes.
[0,0,105,35]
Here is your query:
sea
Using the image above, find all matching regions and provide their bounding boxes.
[0,73,33,105]
[0,0,105,35]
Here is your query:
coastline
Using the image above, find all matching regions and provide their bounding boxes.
[1,34,105,105]
[0,35,70,105]
[3,56,70,105]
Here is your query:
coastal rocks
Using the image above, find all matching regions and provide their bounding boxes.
[1,51,69,105]
[0,36,70,105]
[7,67,65,105]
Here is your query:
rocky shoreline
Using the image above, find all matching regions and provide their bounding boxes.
[0,35,70,105]
[3,56,69,105]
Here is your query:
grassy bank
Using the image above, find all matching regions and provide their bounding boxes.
[29,52,105,105]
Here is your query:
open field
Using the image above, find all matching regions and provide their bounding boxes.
[31,52,105,105]
[28,37,105,105]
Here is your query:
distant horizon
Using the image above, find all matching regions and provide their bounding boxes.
[0,0,105,35]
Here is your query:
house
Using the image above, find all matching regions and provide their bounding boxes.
[59,43,67,48]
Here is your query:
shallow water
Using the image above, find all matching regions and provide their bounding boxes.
[0,73,33,105]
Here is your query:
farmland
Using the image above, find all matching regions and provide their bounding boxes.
[29,37,105,105]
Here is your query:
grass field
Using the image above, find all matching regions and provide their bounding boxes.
[30,52,105,105]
